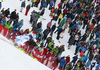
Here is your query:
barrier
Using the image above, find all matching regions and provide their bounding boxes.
[32,49,43,62]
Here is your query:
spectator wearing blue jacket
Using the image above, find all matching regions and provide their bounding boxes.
[71,24,76,31]
[19,19,23,30]
[49,0,54,10]
[96,30,100,38]
[86,60,91,70]
[43,1,47,7]
[74,42,81,55]
[0,18,6,33]
[86,24,90,32]
[81,46,86,52]
[95,64,100,70]
[39,1,47,10]
[73,1,77,7]
[62,15,67,22]
[86,42,90,48]
[0,2,2,9]
[76,22,81,31]
[82,55,88,62]
[54,24,62,33]
[1,18,6,26]
[13,23,20,31]
[96,37,99,43]
[60,57,66,69]
[50,0,54,6]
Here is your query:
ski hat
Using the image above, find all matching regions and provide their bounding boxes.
[15,9,17,11]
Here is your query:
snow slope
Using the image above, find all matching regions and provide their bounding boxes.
[0,34,51,70]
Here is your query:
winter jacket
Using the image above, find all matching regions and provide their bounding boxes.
[96,31,100,36]
[94,54,100,63]
[62,16,67,21]
[37,22,42,29]
[58,46,65,54]
[95,65,100,70]
[80,12,85,19]
[26,5,30,10]
[37,13,40,20]
[60,20,65,26]
[57,25,62,32]
[68,36,75,45]
[4,21,11,29]
[81,34,87,41]
[1,19,6,26]
[63,9,67,14]
[76,22,80,27]
[51,24,56,31]
[76,43,81,47]
[10,11,16,19]
[82,55,88,62]
[58,27,63,34]
[27,38,37,46]
[73,2,77,7]
[47,22,52,27]
[86,42,89,48]
[60,58,66,67]
[66,57,70,64]
[43,28,50,35]
[50,1,54,6]
[19,20,23,29]
[89,53,94,61]
[64,21,68,29]
[71,25,76,30]
[86,61,91,67]
[81,47,86,52]
[13,24,20,31]
[5,9,10,17]
[21,1,25,7]
[72,56,78,63]
[59,14,63,19]
[90,25,94,31]
[52,48,58,55]
[0,3,2,9]
[43,2,47,7]
[58,3,62,8]
[57,9,61,16]
[48,42,54,48]
[46,37,52,43]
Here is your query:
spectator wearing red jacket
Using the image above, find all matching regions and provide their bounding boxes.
[63,8,67,17]
[23,29,29,34]
[66,55,70,64]
[58,2,62,9]
[85,12,88,18]
[90,24,94,31]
